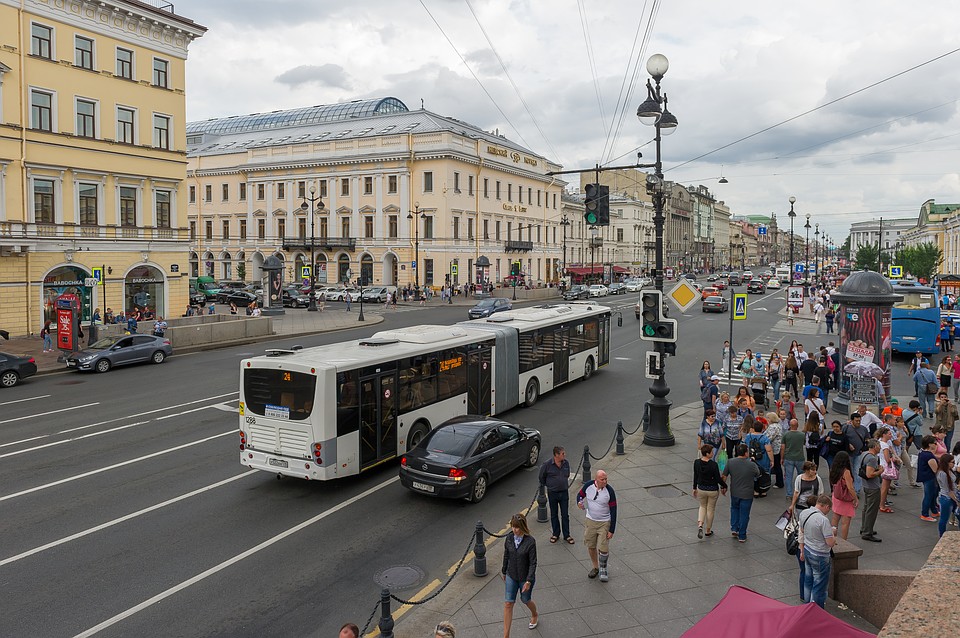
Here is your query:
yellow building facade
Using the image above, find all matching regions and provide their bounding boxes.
[185,98,566,292]
[0,0,204,336]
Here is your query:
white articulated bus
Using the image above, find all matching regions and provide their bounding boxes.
[238,302,612,480]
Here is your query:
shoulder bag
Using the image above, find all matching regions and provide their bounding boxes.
[833,477,855,502]
[926,381,940,395]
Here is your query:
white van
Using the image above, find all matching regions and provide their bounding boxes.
[360,286,398,303]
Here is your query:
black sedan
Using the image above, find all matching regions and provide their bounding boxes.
[607,283,627,295]
[399,416,541,503]
[0,352,38,388]
[562,285,590,301]
[702,296,729,313]
[65,335,173,372]
[467,297,512,319]
[224,290,259,307]
[281,288,311,308]
[747,280,766,294]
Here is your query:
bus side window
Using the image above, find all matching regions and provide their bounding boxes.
[337,371,360,436]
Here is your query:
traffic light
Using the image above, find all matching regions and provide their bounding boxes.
[639,291,678,343]
[510,261,521,277]
[584,183,599,225]
[595,185,610,226]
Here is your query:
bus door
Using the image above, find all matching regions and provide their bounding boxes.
[359,371,398,469]
[467,345,492,416]
[553,327,569,385]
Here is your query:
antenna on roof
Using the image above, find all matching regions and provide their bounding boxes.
[421,98,424,110]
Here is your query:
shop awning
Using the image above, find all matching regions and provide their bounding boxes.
[565,266,604,276]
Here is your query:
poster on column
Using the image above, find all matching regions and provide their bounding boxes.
[839,305,892,402]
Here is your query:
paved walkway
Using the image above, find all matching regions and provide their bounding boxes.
[393,401,941,638]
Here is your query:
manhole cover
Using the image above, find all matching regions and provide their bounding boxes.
[646,485,684,498]
[374,564,425,590]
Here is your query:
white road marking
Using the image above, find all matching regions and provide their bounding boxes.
[614,357,631,361]
[0,471,258,567]
[156,405,216,420]
[0,431,235,503]
[72,476,400,638]
[0,403,99,425]
[211,402,238,412]
[0,421,150,459]
[0,394,51,407]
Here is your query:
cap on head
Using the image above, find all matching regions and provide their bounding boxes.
[891,398,899,404]
[711,374,720,380]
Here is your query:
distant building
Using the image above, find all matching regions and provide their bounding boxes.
[849,218,916,257]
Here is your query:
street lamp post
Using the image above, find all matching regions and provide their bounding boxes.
[407,204,424,299]
[804,213,811,286]
[637,52,678,447]
[300,185,325,311]
[644,228,652,274]
[787,196,796,282]
[561,215,570,281]
[814,223,820,286]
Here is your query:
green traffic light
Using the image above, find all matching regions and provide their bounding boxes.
[585,212,598,224]
[643,325,655,336]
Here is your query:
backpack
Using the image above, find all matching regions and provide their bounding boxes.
[785,368,797,381]
[748,436,764,463]
[701,384,713,402]
[858,454,873,480]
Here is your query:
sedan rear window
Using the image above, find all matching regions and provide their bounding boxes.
[425,426,481,456]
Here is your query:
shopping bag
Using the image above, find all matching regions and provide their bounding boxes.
[717,448,728,473]
[775,509,791,531]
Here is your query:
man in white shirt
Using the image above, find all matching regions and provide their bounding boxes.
[798,494,837,608]
[576,470,618,582]
[856,404,883,435]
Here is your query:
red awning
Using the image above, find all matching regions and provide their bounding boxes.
[565,266,604,275]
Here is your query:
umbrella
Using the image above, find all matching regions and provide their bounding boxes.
[843,360,883,380]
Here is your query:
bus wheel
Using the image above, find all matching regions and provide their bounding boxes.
[468,473,488,503]
[524,378,540,407]
[407,422,429,452]
[583,357,595,380]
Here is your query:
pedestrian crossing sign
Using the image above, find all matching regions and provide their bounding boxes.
[889,265,903,278]
[733,294,747,320]
[301,266,311,279]
[91,267,103,285]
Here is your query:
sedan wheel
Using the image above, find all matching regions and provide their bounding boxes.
[525,442,541,468]
[95,358,111,373]
[151,350,166,364]
[0,370,20,388]
[469,473,488,503]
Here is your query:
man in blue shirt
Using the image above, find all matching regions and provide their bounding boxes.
[913,362,938,416]
[539,446,572,544]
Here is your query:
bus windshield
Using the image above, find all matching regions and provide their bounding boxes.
[243,368,317,421]
[894,292,937,310]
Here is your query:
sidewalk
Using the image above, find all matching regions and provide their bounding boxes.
[394,401,940,638]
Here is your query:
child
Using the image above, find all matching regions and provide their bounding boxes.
[721,340,731,374]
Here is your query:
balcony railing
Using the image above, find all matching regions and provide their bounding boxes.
[505,239,533,252]
[282,237,357,251]
[0,221,188,242]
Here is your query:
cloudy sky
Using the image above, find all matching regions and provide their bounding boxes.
[178,0,960,245]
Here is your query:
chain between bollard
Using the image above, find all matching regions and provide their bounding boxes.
[359,595,384,636]
[388,534,474,607]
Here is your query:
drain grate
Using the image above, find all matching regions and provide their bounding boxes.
[374,564,426,590]
[645,484,685,498]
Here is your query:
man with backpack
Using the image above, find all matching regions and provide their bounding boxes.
[743,420,774,497]
[842,412,871,493]
[701,375,720,417]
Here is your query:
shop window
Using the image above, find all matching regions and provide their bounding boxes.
[125,264,165,317]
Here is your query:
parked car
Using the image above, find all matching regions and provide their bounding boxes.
[702,296,729,313]
[225,290,260,307]
[0,352,38,388]
[399,416,541,503]
[562,285,590,301]
[360,286,399,303]
[747,280,766,294]
[766,278,782,289]
[64,334,173,373]
[281,287,311,308]
[325,287,361,302]
[468,297,513,319]
[588,284,609,297]
[607,283,627,295]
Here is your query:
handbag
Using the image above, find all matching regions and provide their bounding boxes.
[926,381,940,395]
[834,479,855,503]
[881,461,900,481]
[716,448,728,473]
[784,515,799,555]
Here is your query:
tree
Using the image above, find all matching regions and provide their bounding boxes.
[854,244,880,271]
[841,236,851,260]
[236,262,246,282]
[901,242,942,281]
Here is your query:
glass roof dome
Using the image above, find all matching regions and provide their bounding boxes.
[187,97,409,135]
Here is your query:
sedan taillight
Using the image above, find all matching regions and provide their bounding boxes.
[449,468,467,480]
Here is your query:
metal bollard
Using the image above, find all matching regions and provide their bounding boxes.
[582,446,592,485]
[642,402,650,432]
[377,588,395,638]
[616,420,625,455]
[536,484,548,523]
[473,520,487,576]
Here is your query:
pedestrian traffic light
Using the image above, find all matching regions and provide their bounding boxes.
[584,183,599,225]
[639,291,678,343]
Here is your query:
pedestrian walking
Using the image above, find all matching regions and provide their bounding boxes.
[229,302,238,315]
[722,443,760,542]
[782,419,806,500]
[917,435,941,521]
[698,410,724,460]
[768,351,783,400]
[813,299,824,323]
[914,362,939,416]
[798,494,837,608]
[952,357,960,402]
[877,427,900,513]
[722,404,744,460]
[693,445,727,539]
[538,446,573,544]
[942,321,952,352]
[824,306,835,333]
[345,293,351,311]
[938,356,953,390]
[40,320,53,352]
[433,621,456,638]
[843,411,871,493]
[934,391,958,450]
[338,622,360,638]
[576,470,617,582]
[701,375,720,417]
[765,410,785,488]
[822,419,852,471]
[803,410,824,467]
[936,454,960,537]
[721,340,732,374]
[829,451,858,539]
[501,512,538,635]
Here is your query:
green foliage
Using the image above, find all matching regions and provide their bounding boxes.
[898,242,942,281]
[236,262,246,282]
[854,244,879,271]
[841,236,851,260]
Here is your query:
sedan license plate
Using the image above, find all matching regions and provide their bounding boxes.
[412,481,435,493]
[268,458,288,468]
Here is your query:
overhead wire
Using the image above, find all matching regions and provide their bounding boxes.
[577,0,607,140]
[599,0,650,164]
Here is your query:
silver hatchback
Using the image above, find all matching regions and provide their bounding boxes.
[65,334,173,373]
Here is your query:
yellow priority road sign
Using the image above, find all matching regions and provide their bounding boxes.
[668,279,699,313]
[733,293,748,320]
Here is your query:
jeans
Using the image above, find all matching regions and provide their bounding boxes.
[43,334,52,350]
[954,381,960,402]
[947,428,955,451]
[772,379,782,400]
[802,549,831,608]
[850,453,863,493]
[784,459,804,498]
[772,454,784,488]
[730,496,753,540]
[547,490,570,539]
[825,320,834,333]
[938,495,956,537]
[922,479,939,517]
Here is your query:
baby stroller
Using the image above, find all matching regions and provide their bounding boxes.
[749,375,768,411]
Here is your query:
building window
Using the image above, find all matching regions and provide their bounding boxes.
[239,183,246,201]
[277,219,285,239]
[277,182,285,199]
[537,225,541,243]
[483,219,489,239]
[388,175,397,194]
[239,219,247,239]
[78,183,98,226]
[364,176,373,195]
[496,181,501,200]
[120,187,137,226]
[496,220,501,240]
[257,184,265,200]
[76,99,96,138]
[508,184,512,202]
[116,106,135,143]
[221,184,229,201]
[389,215,398,238]
[204,185,212,202]
[30,89,53,131]
[507,221,512,238]
[537,190,541,206]
[423,216,434,239]
[483,178,489,198]
[75,36,94,70]
[453,217,460,240]
[257,219,265,239]
[189,186,196,203]
[341,217,350,238]
[617,228,624,242]
[116,47,133,79]
[189,221,196,240]
[553,193,557,209]
[298,218,306,240]
[205,220,213,240]
[153,114,170,149]
[31,24,53,59]
[424,259,434,285]
[156,190,171,228]
[297,181,305,199]
[365,216,374,238]
[454,172,461,193]
[423,172,433,193]
[341,178,349,197]
[319,179,328,198]
[153,58,169,88]
[468,175,474,196]
[34,179,55,223]
[319,217,328,238]
[468,218,474,240]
